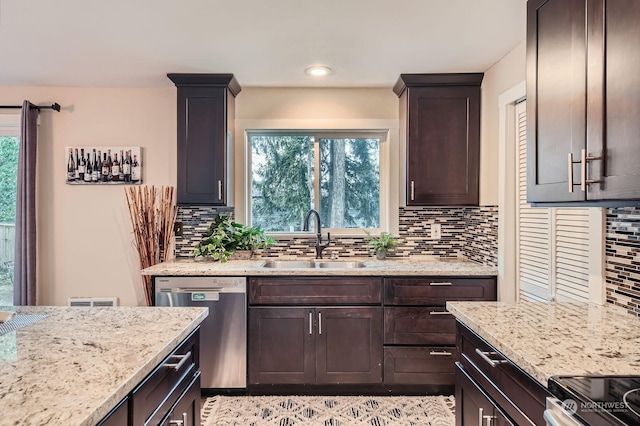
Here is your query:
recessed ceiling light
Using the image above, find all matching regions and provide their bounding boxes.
[305,66,332,76]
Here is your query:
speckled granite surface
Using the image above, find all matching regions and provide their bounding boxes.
[0,306,207,426]
[141,256,498,276]
[446,301,640,386]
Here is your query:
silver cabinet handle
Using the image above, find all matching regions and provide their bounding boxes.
[568,152,575,193]
[581,148,603,191]
[429,350,452,356]
[169,412,187,426]
[309,311,313,335]
[483,415,496,426]
[165,351,192,371]
[475,348,508,368]
[478,407,484,426]
[217,180,222,200]
[429,310,451,315]
[410,180,415,201]
[429,282,452,286]
[318,312,322,335]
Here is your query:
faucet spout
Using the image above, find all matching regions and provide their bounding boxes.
[302,209,331,259]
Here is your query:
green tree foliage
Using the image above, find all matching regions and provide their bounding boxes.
[0,137,19,223]
[320,138,380,228]
[252,134,380,231]
[251,135,314,231]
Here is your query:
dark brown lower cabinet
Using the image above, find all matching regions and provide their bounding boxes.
[456,322,551,426]
[249,306,382,386]
[161,373,201,426]
[456,364,514,426]
[384,346,455,385]
[97,328,201,426]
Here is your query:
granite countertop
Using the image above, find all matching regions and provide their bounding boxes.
[141,256,498,276]
[446,301,640,387]
[0,306,208,426]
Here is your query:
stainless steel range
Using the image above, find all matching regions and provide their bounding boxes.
[546,376,640,426]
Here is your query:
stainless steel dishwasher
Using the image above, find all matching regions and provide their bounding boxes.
[154,276,246,390]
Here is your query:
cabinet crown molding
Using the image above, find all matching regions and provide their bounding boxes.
[393,73,484,97]
[167,73,242,97]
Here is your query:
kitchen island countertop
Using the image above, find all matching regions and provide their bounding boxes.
[141,256,498,276]
[0,305,207,426]
[446,301,640,387]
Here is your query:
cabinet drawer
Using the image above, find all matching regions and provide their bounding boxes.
[384,307,455,345]
[250,277,382,305]
[132,329,199,425]
[384,346,455,385]
[458,323,550,426]
[384,277,496,305]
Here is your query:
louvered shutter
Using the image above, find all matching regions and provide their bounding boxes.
[516,101,553,301]
[515,101,595,302]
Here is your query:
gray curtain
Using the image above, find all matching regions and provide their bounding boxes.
[13,100,38,306]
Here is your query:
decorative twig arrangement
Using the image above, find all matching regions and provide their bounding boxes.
[125,186,177,306]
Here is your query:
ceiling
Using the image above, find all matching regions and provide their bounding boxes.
[0,0,527,88]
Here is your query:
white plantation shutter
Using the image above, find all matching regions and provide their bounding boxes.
[515,101,600,302]
[554,208,590,302]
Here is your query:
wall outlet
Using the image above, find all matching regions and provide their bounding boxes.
[174,221,183,236]
[431,223,441,240]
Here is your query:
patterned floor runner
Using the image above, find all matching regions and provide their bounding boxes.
[202,395,455,426]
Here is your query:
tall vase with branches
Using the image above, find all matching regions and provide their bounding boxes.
[125,186,177,306]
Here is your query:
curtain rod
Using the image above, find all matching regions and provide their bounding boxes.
[0,103,61,112]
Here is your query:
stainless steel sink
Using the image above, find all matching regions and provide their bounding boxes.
[262,260,316,268]
[315,261,365,269]
[261,260,366,269]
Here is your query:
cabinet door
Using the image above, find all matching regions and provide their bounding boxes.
[165,373,201,426]
[526,0,587,202]
[455,364,514,426]
[586,0,640,200]
[248,307,315,384]
[407,86,480,205]
[176,86,228,205]
[96,396,128,426]
[315,307,382,384]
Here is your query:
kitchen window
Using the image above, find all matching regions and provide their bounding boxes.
[248,131,385,233]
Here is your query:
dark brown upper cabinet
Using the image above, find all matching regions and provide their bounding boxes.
[527,0,640,205]
[394,73,483,206]
[167,74,241,205]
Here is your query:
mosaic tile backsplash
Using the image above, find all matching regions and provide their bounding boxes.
[605,207,640,316]
[174,206,498,267]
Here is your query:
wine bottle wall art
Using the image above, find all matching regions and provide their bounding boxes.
[65,146,142,185]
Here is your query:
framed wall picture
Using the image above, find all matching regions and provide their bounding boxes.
[65,146,142,185]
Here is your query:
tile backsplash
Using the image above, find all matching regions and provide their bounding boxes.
[174,205,498,267]
[606,207,640,316]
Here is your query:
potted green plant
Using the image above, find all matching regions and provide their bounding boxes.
[193,214,275,262]
[364,231,399,260]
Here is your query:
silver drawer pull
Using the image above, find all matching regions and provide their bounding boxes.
[169,412,187,425]
[475,348,508,368]
[429,311,451,315]
[429,282,453,286]
[429,350,452,356]
[165,351,192,371]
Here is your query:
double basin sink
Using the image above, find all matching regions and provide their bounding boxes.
[262,260,366,269]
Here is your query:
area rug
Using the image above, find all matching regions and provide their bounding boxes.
[201,395,455,426]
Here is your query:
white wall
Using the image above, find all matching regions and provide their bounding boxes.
[479,40,526,205]
[0,87,176,306]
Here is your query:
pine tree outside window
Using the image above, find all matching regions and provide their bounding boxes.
[249,131,384,233]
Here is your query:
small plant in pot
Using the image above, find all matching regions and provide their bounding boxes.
[193,214,275,262]
[364,231,399,260]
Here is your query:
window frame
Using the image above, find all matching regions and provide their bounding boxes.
[244,128,391,237]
